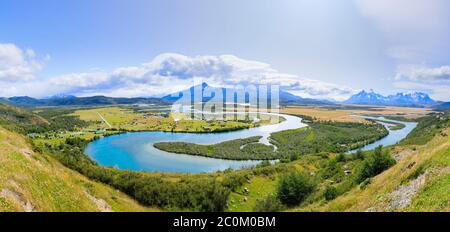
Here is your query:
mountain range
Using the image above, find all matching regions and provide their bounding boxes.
[344,90,438,107]
[1,84,447,109]
[1,95,168,107]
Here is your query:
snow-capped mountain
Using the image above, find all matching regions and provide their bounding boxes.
[344,90,437,106]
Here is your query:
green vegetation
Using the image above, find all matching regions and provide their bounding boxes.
[384,116,417,122]
[35,137,230,211]
[154,136,278,160]
[155,120,388,160]
[71,106,281,133]
[388,124,405,130]
[354,145,396,183]
[253,194,283,212]
[271,121,388,156]
[2,102,448,212]
[366,118,406,130]
[400,112,450,145]
[0,126,155,212]
[0,103,89,134]
[323,186,339,201]
[276,172,316,206]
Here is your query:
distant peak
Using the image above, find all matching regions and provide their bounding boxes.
[48,94,76,99]
[345,89,436,106]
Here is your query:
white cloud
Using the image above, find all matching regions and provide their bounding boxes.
[395,64,450,82]
[0,43,47,82]
[392,64,450,101]
[0,53,354,100]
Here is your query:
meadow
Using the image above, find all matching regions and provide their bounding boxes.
[281,105,429,122]
[71,106,280,132]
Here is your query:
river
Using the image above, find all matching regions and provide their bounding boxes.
[347,115,417,153]
[85,113,417,173]
[85,113,305,173]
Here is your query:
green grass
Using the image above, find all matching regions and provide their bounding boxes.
[406,173,450,211]
[227,176,278,212]
[71,106,280,133]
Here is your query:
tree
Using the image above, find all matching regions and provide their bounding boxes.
[354,150,364,160]
[355,146,396,183]
[277,172,316,206]
[323,186,339,201]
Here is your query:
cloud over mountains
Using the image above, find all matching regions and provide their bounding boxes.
[0,46,354,100]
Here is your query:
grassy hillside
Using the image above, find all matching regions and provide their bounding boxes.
[0,126,158,212]
[223,113,449,212]
[293,125,449,212]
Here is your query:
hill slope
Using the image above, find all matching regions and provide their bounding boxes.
[0,126,157,212]
[4,96,168,107]
[296,126,449,212]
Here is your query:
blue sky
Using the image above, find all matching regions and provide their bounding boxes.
[1,0,449,100]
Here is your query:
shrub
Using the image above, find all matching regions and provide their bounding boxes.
[253,194,283,212]
[353,150,364,160]
[335,153,346,162]
[256,160,271,168]
[289,153,299,161]
[321,158,339,179]
[323,186,339,201]
[277,172,316,206]
[354,146,395,183]
[222,173,248,191]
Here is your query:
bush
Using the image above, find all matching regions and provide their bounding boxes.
[256,160,271,168]
[335,153,346,162]
[289,153,299,161]
[355,146,395,183]
[353,150,364,160]
[253,194,283,212]
[321,159,339,179]
[277,172,316,206]
[323,186,339,201]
